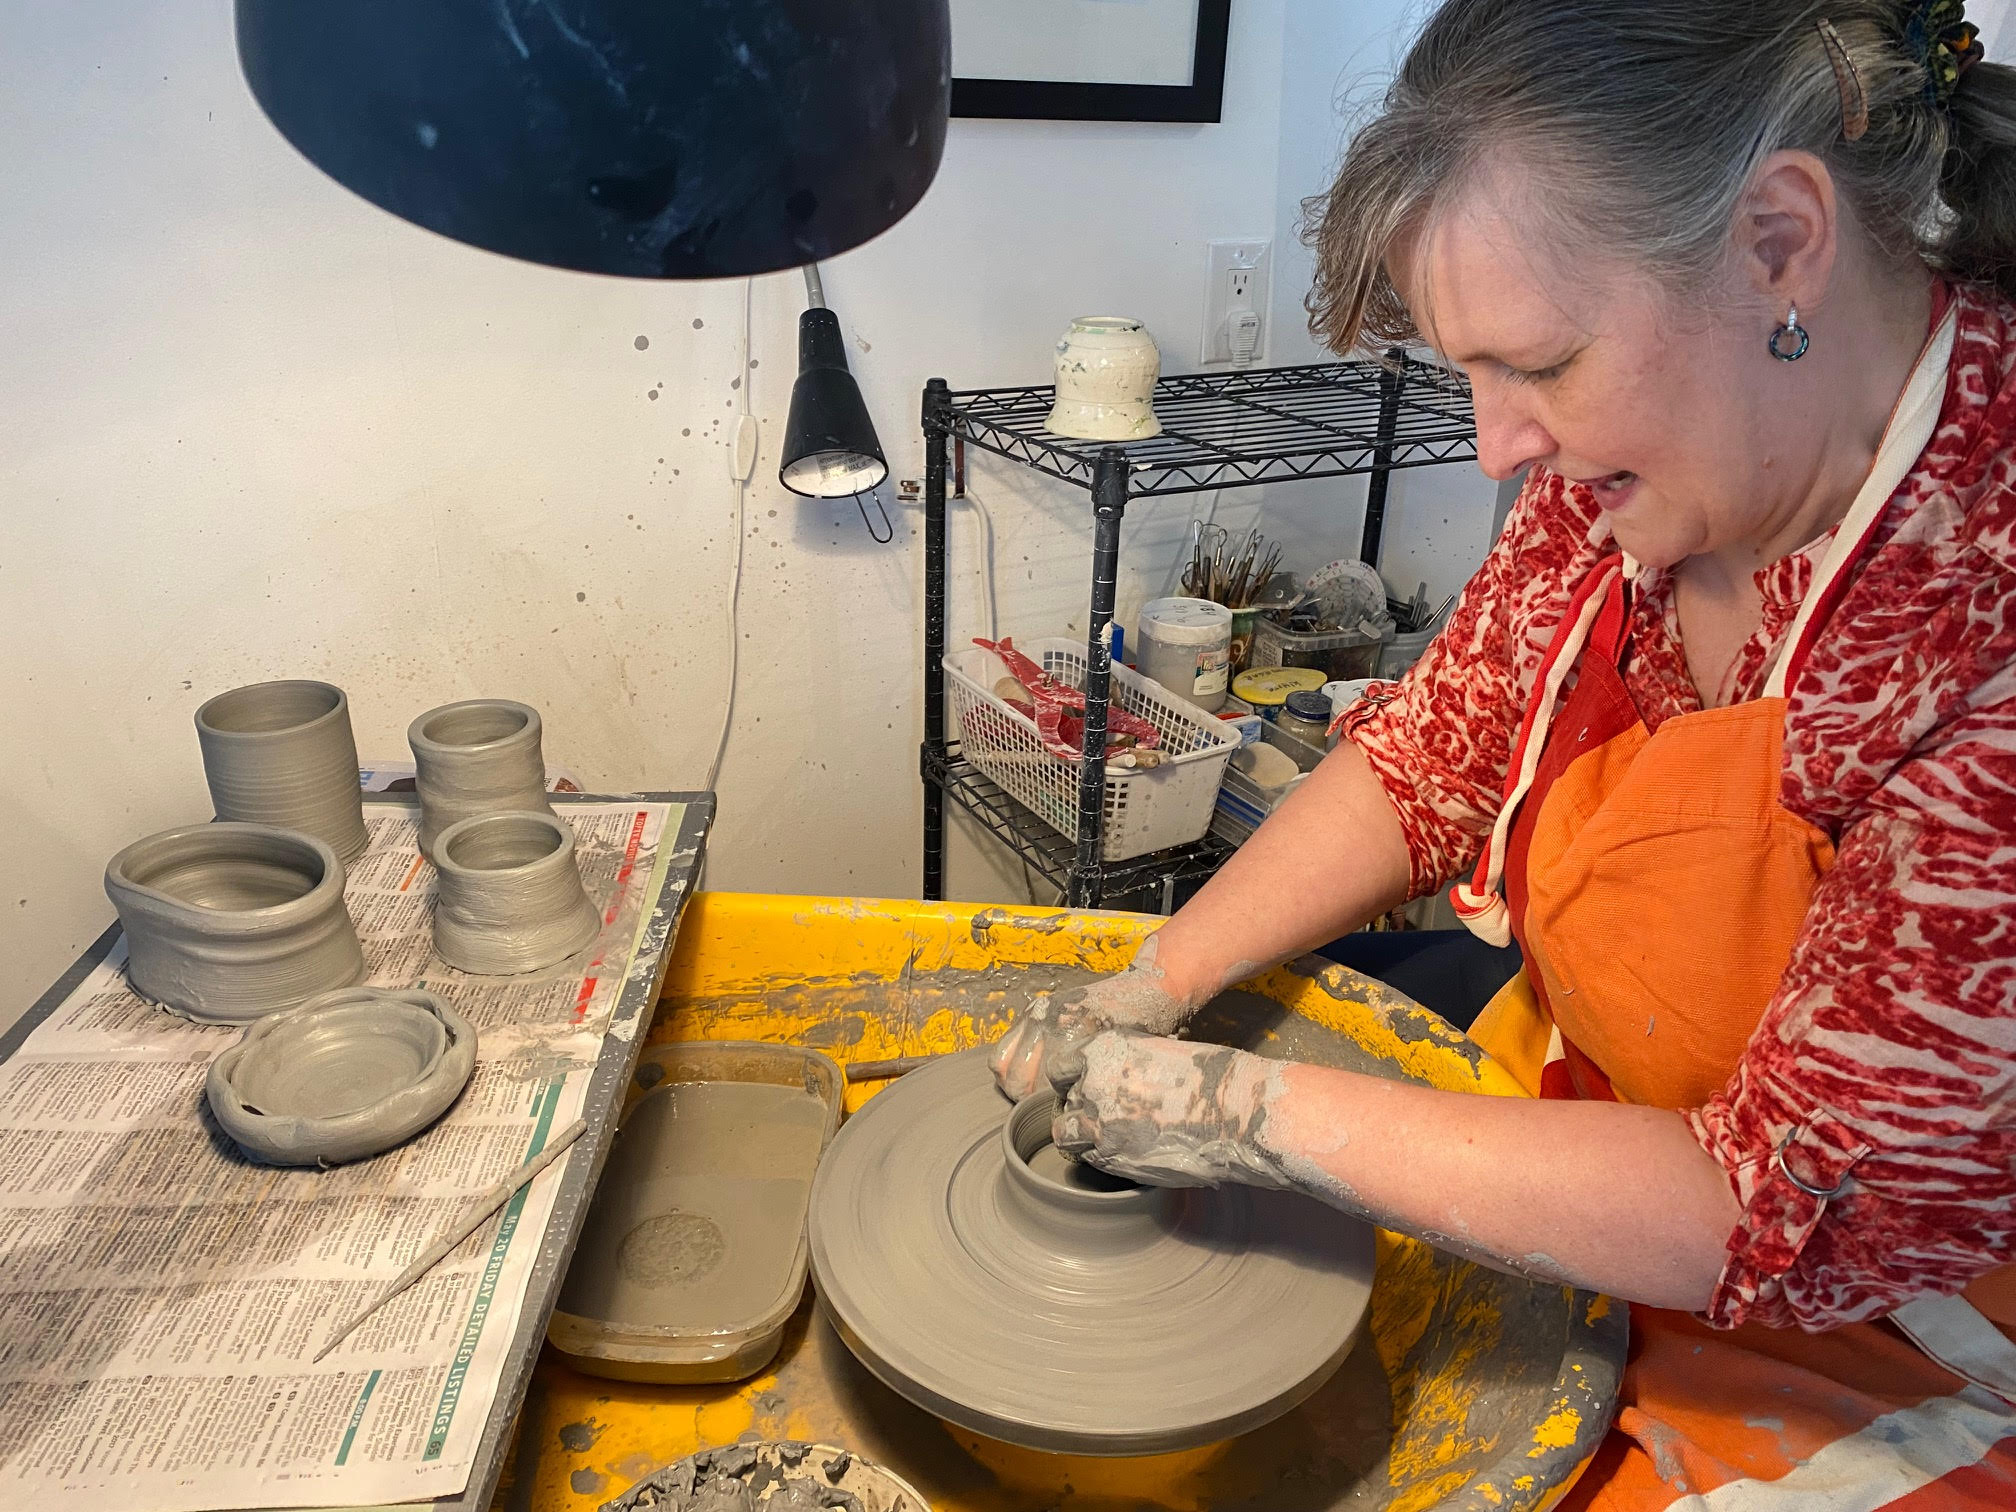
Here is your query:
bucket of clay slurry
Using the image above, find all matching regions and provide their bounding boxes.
[547,1041,843,1383]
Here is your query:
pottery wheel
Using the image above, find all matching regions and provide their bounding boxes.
[807,1048,1375,1456]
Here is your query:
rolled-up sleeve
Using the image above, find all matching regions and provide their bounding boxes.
[1687,675,2016,1331]
[1344,469,1608,898]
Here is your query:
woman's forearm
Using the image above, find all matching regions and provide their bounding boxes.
[1147,741,1414,1006]
[1268,1063,1741,1309]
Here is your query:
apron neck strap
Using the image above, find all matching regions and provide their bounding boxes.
[1763,303,1957,697]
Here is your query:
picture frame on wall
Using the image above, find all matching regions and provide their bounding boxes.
[949,0,1232,123]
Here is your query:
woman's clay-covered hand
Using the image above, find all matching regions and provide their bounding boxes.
[988,935,1198,1099]
[1049,1030,1296,1191]
[1052,1026,1741,1310]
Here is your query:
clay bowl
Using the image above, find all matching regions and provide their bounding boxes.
[206,987,476,1166]
[604,1440,929,1512]
[104,822,365,1024]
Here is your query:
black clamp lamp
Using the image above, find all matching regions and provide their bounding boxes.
[777,263,892,536]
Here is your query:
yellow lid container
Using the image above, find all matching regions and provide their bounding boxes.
[1231,665,1329,709]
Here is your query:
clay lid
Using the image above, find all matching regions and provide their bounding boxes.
[807,1049,1374,1456]
[206,987,476,1166]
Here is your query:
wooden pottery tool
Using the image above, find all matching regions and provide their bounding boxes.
[313,1116,588,1361]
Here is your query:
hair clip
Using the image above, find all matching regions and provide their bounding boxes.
[1817,19,1869,141]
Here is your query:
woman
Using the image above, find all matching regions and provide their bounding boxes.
[989,1,2016,1505]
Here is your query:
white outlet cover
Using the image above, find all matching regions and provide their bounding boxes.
[1202,238,1272,364]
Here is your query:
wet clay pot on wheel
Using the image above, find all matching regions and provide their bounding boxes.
[104,823,366,1024]
[408,699,558,860]
[207,986,477,1166]
[430,810,600,975]
[196,680,369,865]
[807,1048,1375,1456]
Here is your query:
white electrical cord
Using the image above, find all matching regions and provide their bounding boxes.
[960,488,998,642]
[705,275,755,794]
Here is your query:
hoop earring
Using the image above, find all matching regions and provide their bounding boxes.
[1769,302,1810,362]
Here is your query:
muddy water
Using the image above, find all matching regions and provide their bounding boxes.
[560,1082,828,1330]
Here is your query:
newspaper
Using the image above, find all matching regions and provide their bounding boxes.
[0,800,684,1511]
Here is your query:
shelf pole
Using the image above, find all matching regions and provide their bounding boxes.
[1358,345,1408,566]
[1068,449,1128,909]
[921,378,951,902]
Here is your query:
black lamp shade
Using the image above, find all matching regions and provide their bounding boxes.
[234,1,951,280]
[780,309,887,498]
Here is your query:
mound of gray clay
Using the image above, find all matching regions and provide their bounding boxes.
[104,822,365,1024]
[206,986,477,1165]
[807,1048,1376,1456]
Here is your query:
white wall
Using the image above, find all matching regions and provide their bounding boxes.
[0,0,1498,1027]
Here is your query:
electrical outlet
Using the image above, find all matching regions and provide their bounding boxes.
[1202,238,1271,365]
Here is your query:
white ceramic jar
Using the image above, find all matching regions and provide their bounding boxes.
[1047,316,1162,441]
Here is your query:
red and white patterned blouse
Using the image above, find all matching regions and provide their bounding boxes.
[1345,281,2016,1332]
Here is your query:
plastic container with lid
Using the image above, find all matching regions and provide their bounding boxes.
[1250,614,1391,683]
[1276,689,1334,746]
[1136,597,1233,712]
[1377,623,1438,679]
[1210,719,1328,845]
[548,1040,843,1383]
[1231,664,1329,720]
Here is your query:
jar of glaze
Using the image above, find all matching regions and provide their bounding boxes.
[1276,690,1334,747]
[1046,317,1162,441]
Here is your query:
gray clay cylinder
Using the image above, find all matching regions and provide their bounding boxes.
[104,822,366,1024]
[431,810,600,975]
[206,986,478,1166]
[408,699,558,859]
[196,680,369,864]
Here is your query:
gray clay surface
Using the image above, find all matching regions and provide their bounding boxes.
[607,1441,924,1512]
[806,1047,1376,1456]
[408,699,558,858]
[104,822,365,1024]
[430,810,601,975]
[196,680,370,864]
[205,986,476,1165]
[561,1082,828,1331]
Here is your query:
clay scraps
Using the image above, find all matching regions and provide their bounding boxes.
[611,1443,880,1512]
[975,637,1163,767]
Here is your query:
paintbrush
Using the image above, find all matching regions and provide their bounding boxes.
[311,1116,589,1363]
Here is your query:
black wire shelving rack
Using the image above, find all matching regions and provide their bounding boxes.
[920,352,1478,910]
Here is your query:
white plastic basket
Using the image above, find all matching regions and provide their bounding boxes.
[944,637,1241,861]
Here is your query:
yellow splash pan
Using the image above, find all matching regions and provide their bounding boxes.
[498,892,1626,1512]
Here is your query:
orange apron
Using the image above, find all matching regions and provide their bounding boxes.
[1454,306,2016,1508]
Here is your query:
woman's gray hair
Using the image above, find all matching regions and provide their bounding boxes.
[1306,0,2016,355]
